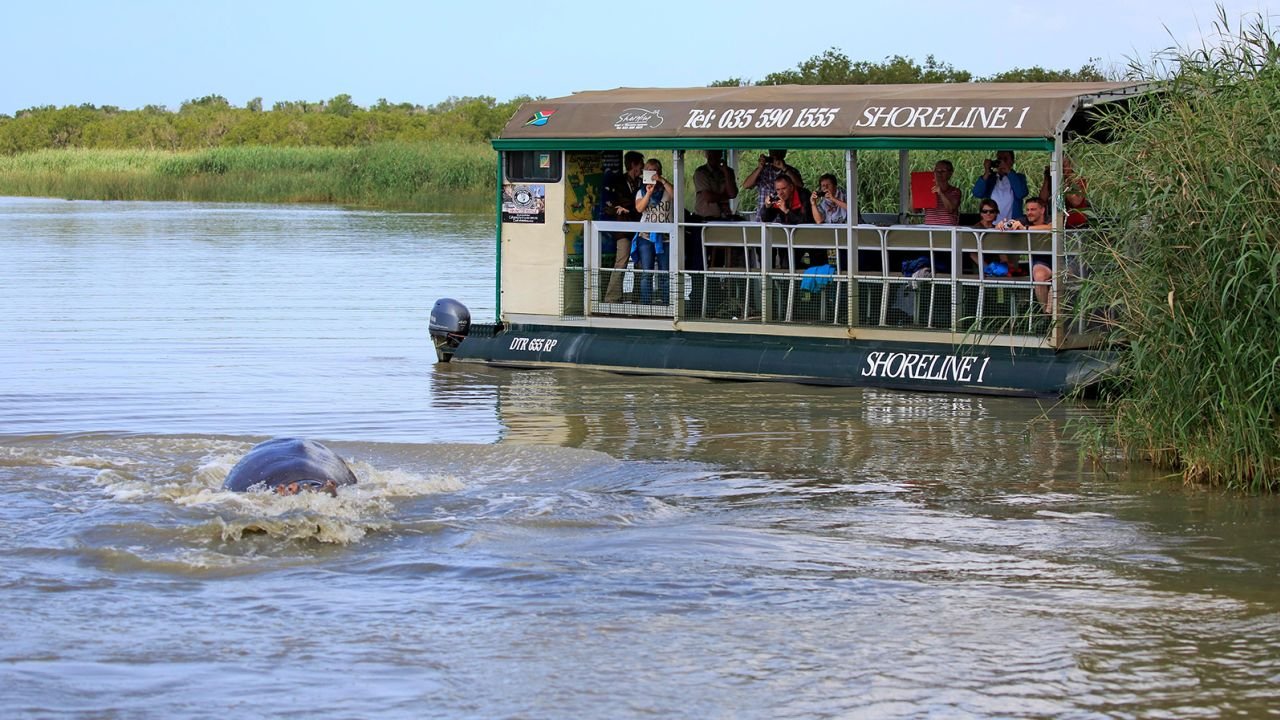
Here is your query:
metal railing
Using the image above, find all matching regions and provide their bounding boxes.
[566,220,1090,345]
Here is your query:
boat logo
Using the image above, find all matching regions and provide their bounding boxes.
[524,109,556,127]
[614,107,664,131]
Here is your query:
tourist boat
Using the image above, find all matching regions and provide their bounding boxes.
[429,82,1152,397]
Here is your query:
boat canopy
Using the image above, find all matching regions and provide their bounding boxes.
[495,82,1153,151]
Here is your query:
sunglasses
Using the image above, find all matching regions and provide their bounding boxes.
[980,209,997,214]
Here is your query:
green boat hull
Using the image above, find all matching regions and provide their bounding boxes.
[446,323,1114,398]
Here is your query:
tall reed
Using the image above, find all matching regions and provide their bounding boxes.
[0,143,494,210]
[1074,8,1280,491]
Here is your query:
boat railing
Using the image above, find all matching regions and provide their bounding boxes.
[569,220,1092,346]
[578,220,680,319]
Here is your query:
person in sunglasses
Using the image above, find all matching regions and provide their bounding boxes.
[969,198,1021,274]
[974,199,1001,224]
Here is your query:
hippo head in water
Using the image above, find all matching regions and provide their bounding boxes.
[222,438,358,496]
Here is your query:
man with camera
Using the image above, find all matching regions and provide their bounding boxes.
[1000,195,1052,232]
[808,173,848,224]
[761,175,812,225]
[971,150,1028,224]
[692,150,739,220]
[742,149,804,221]
[1001,197,1058,313]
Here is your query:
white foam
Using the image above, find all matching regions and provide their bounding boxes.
[346,460,465,496]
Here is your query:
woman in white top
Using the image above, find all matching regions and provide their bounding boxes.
[634,158,674,304]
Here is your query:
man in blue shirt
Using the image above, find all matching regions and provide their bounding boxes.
[971,150,1028,224]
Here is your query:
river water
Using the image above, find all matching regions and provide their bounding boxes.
[1,196,1277,718]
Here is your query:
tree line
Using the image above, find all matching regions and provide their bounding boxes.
[0,51,1109,155]
[713,49,1108,87]
[0,94,531,154]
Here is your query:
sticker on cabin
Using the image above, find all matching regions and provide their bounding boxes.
[614,108,664,131]
[524,110,556,127]
[502,184,545,224]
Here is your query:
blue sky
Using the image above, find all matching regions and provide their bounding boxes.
[1,0,1273,115]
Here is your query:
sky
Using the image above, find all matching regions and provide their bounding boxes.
[1,0,1274,115]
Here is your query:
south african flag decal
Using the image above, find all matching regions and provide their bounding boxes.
[524,110,556,127]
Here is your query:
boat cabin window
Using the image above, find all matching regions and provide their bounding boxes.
[505,151,562,183]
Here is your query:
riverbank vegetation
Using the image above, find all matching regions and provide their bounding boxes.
[0,96,512,209]
[0,143,493,210]
[1074,9,1280,492]
[0,94,526,152]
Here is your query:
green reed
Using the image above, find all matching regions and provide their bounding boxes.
[725,148,1050,216]
[1072,8,1280,491]
[0,143,494,210]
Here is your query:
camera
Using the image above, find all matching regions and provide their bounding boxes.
[768,193,780,204]
[814,190,827,198]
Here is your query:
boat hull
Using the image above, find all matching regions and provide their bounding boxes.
[447,323,1114,398]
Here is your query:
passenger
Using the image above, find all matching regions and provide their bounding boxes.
[1011,197,1058,313]
[742,149,804,220]
[973,199,999,229]
[633,158,674,305]
[987,197,1052,280]
[923,159,962,225]
[808,173,849,224]
[1039,156,1089,228]
[969,198,1013,273]
[602,151,645,303]
[971,150,1028,224]
[692,150,738,220]
[761,175,813,225]
[1002,196,1051,232]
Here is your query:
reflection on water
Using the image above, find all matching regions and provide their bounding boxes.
[2,197,1278,718]
[436,360,1080,479]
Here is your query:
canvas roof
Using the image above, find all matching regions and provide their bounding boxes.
[498,82,1151,144]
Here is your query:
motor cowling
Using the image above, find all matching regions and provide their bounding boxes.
[429,298,471,362]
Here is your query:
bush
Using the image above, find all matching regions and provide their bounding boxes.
[1075,8,1280,491]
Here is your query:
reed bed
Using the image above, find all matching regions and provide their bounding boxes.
[1074,9,1280,491]
[0,142,494,210]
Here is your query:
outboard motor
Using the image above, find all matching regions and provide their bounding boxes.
[429,298,471,362]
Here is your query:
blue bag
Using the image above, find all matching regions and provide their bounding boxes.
[900,256,930,276]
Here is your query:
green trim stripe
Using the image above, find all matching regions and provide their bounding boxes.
[494,152,503,317]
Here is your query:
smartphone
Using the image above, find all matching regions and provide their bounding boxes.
[642,170,656,184]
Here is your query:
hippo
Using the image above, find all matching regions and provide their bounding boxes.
[222,438,358,496]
